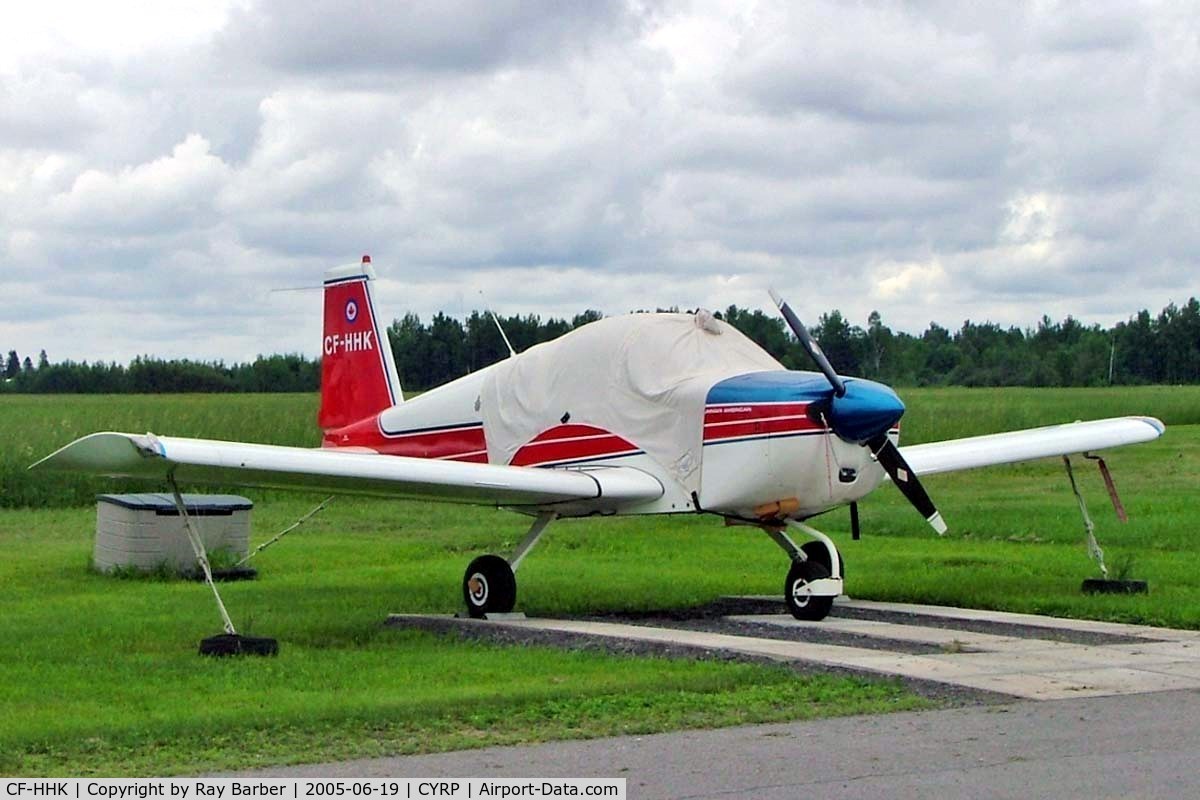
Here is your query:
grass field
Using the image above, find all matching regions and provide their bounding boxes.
[1,393,320,507]
[1,386,1198,775]
[0,501,929,777]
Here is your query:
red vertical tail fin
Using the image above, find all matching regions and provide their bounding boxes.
[319,255,403,432]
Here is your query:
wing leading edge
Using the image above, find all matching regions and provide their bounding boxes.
[30,432,664,510]
[898,416,1165,477]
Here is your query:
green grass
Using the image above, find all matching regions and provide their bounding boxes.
[1,393,320,507]
[894,384,1200,443]
[2,386,1198,775]
[0,500,928,777]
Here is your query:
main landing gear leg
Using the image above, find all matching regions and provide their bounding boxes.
[463,511,557,618]
[762,520,844,621]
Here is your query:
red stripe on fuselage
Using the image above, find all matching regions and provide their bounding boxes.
[511,424,640,467]
[703,403,815,426]
[704,417,824,442]
[527,424,616,443]
[703,402,823,442]
[322,415,486,461]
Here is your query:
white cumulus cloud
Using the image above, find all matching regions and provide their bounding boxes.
[1,0,1198,365]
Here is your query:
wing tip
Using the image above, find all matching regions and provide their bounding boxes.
[1134,416,1166,437]
[27,431,153,472]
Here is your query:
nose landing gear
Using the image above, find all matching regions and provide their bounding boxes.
[763,519,844,621]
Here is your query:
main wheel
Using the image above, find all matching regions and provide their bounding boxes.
[800,540,844,580]
[463,554,517,618]
[785,558,834,621]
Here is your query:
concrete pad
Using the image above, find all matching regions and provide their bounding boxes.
[1097,640,1200,658]
[1034,667,1200,696]
[947,672,1123,700]
[729,614,1033,649]
[837,599,1200,642]
[933,647,1154,675]
[826,652,1014,680]
[390,602,1200,702]
[1135,661,1200,680]
[505,617,892,665]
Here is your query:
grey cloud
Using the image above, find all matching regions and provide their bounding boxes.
[726,3,998,124]
[0,70,98,150]
[3,0,1199,366]
[1036,5,1146,53]
[217,0,641,76]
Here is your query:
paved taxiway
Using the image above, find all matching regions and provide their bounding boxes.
[231,689,1200,797]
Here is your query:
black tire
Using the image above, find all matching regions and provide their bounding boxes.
[800,540,844,580]
[199,633,279,657]
[463,554,517,618]
[785,559,834,621]
[1081,578,1148,594]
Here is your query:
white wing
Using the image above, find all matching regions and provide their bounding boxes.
[30,432,664,511]
[899,416,1165,476]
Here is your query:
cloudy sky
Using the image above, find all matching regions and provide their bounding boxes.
[1,0,1197,364]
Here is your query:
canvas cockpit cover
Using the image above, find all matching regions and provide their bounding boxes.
[480,313,784,492]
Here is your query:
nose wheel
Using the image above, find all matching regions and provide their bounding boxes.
[799,539,844,581]
[785,558,834,620]
[463,554,516,618]
[761,518,843,621]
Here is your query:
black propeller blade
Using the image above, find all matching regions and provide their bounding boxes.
[869,434,947,534]
[769,288,846,397]
[767,288,947,534]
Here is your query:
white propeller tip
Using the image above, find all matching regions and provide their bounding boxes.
[767,287,783,308]
[928,511,948,535]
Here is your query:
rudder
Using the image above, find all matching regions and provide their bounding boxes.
[319,255,403,431]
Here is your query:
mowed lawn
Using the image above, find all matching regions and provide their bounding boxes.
[1,386,1197,775]
[0,500,929,777]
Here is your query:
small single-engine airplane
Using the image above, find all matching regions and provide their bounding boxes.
[34,256,1165,622]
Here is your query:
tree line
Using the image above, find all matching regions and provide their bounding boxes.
[723,298,1200,388]
[3,297,1198,394]
[1,352,319,394]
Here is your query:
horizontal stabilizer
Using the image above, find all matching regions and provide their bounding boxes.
[899,416,1165,476]
[30,432,664,510]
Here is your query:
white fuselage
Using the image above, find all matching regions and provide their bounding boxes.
[328,362,890,520]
